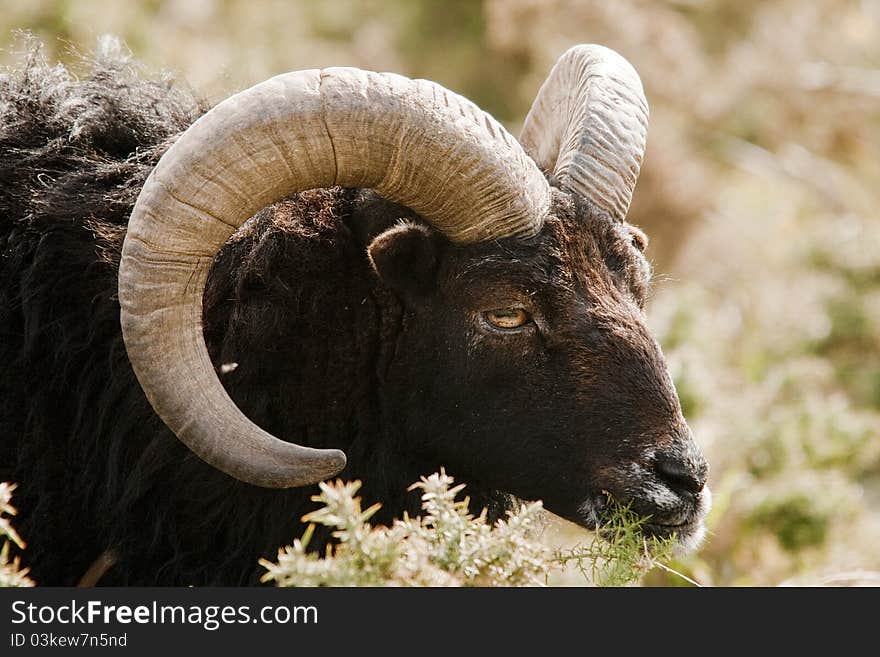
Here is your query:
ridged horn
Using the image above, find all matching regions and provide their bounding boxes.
[119,67,551,488]
[520,44,648,221]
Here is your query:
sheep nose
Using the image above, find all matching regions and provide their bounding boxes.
[653,451,708,495]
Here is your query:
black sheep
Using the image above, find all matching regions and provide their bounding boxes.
[0,40,710,585]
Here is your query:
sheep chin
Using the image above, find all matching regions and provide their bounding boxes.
[574,485,712,556]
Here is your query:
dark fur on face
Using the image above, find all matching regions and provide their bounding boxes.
[0,41,708,585]
[371,190,709,548]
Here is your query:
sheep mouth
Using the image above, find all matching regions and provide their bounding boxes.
[573,487,712,555]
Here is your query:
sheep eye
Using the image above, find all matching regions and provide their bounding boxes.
[483,308,532,330]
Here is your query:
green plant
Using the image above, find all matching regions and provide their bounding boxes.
[262,472,690,587]
[553,502,684,587]
[749,493,830,553]
[261,471,550,587]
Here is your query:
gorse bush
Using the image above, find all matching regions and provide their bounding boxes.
[261,472,681,587]
[0,483,34,587]
[1,474,689,587]
[261,472,550,587]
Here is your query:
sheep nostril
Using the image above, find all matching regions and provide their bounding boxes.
[654,453,707,495]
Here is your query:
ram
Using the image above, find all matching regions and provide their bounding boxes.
[0,40,710,585]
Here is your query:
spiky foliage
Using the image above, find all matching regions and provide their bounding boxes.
[553,503,681,587]
[261,471,550,587]
[261,472,691,587]
[0,483,34,587]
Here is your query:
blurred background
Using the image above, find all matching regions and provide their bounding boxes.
[2,0,878,586]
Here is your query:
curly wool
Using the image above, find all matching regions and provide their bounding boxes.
[0,39,495,585]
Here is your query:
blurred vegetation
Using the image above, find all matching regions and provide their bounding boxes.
[2,0,879,586]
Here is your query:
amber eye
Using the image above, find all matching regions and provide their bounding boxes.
[483,308,532,330]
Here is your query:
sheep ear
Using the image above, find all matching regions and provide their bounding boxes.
[368,222,443,305]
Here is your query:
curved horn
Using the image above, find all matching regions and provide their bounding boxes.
[119,68,551,488]
[519,44,648,221]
